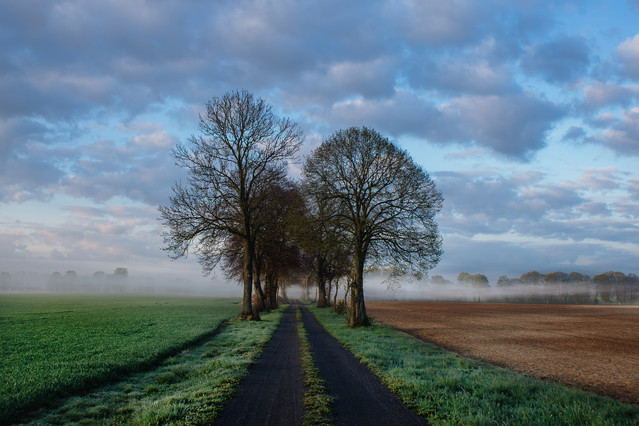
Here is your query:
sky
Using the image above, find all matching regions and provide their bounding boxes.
[1,0,639,291]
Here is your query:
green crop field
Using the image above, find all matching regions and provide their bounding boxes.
[0,294,241,421]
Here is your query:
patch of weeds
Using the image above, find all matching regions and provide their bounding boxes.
[333,300,347,315]
[156,366,190,384]
[297,308,334,425]
[144,384,159,395]
[202,347,220,358]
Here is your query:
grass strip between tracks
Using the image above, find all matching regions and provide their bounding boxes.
[27,307,286,425]
[296,307,334,425]
[309,305,639,426]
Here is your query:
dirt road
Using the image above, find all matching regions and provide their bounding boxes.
[367,301,639,404]
[217,304,426,425]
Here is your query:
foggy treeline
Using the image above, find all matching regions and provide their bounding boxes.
[376,271,639,305]
[0,267,221,296]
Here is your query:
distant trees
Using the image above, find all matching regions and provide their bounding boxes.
[491,270,639,304]
[457,272,489,287]
[430,274,452,285]
[159,90,303,320]
[303,127,443,327]
[113,268,128,280]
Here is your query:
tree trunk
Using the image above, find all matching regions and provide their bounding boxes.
[253,270,266,313]
[343,277,350,306]
[333,279,339,306]
[241,237,259,320]
[304,275,310,300]
[265,273,278,310]
[316,257,328,308]
[327,278,333,306]
[349,250,369,327]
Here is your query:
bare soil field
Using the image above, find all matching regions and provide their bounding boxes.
[366,301,639,405]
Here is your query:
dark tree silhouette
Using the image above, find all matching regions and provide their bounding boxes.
[159,90,302,319]
[296,185,346,308]
[303,127,443,327]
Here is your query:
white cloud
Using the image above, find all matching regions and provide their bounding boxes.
[390,0,481,45]
[592,107,639,154]
[583,81,639,110]
[618,33,639,79]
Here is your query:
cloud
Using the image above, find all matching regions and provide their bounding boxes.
[590,107,639,155]
[440,93,565,158]
[406,38,514,95]
[578,167,621,190]
[389,0,482,46]
[618,33,639,79]
[520,35,590,84]
[435,234,639,280]
[583,81,639,110]
[323,89,564,159]
[58,136,181,205]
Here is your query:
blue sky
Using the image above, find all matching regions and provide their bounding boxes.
[1,0,639,288]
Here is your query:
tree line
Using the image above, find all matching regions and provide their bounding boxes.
[450,270,639,304]
[159,90,443,327]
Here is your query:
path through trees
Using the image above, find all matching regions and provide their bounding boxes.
[216,304,426,425]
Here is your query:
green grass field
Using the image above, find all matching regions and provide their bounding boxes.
[0,295,241,421]
[309,306,639,425]
[30,307,285,425]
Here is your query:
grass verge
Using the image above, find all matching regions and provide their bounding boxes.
[27,307,286,425]
[309,306,639,425]
[296,307,334,425]
[1,295,241,422]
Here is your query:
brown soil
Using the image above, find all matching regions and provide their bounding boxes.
[366,301,639,405]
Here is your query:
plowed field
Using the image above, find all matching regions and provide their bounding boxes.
[366,301,639,404]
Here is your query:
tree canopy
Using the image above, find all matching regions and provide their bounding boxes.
[303,126,443,326]
[159,90,302,319]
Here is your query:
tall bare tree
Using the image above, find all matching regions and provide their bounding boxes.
[303,127,443,326]
[159,90,302,319]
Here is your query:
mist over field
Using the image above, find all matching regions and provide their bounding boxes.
[361,271,638,304]
[0,268,241,297]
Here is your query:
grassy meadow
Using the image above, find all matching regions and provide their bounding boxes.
[0,295,241,421]
[28,307,285,425]
[309,306,639,425]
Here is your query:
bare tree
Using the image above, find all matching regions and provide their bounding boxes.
[159,90,302,319]
[303,127,443,326]
[295,187,344,308]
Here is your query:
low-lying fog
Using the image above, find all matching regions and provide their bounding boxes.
[0,268,242,297]
[1,269,631,304]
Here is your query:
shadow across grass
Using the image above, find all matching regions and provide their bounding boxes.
[21,307,286,425]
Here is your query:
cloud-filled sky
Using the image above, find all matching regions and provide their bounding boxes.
[2,0,639,289]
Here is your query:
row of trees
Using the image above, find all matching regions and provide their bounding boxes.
[451,270,639,304]
[159,90,443,327]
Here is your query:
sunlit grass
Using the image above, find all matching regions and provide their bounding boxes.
[0,295,240,421]
[27,306,285,425]
[309,306,639,425]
